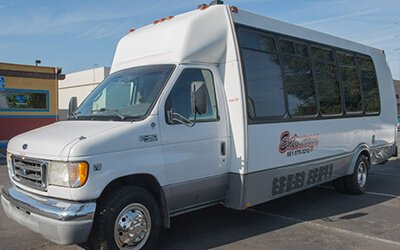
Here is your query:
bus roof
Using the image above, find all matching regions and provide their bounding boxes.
[111,4,383,74]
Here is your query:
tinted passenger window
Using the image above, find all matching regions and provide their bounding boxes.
[357,56,374,71]
[166,69,218,123]
[315,63,342,115]
[237,27,285,119]
[337,51,362,113]
[312,46,334,62]
[312,46,342,115]
[279,39,295,54]
[337,52,356,66]
[357,56,380,113]
[237,29,276,52]
[295,43,309,57]
[341,66,362,113]
[242,49,285,118]
[236,24,381,123]
[282,55,317,117]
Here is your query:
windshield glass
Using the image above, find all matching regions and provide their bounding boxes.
[74,65,175,121]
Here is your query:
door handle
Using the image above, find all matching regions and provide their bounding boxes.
[221,141,226,156]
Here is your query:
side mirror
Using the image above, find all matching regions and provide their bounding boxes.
[68,96,78,118]
[191,81,208,115]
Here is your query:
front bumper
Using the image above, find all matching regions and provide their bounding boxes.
[1,185,96,245]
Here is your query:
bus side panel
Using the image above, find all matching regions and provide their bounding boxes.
[247,117,394,173]
[243,152,352,207]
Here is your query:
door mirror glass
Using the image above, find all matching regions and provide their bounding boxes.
[191,81,208,115]
[68,96,78,117]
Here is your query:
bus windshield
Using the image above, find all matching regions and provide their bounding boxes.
[74,65,175,121]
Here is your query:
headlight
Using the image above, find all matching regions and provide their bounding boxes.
[47,161,89,188]
[6,153,14,177]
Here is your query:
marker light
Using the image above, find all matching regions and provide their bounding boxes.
[230,6,238,13]
[199,5,209,10]
[153,16,174,25]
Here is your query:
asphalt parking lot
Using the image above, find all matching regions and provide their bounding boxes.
[0,159,399,250]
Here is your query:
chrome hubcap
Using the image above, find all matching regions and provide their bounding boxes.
[114,203,151,250]
[357,162,367,188]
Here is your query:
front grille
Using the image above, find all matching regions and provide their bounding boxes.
[12,156,48,191]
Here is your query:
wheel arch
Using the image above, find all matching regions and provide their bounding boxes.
[346,144,371,175]
[97,173,170,228]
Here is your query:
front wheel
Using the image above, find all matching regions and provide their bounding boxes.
[88,186,161,250]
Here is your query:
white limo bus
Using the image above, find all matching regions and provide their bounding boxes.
[1,1,397,249]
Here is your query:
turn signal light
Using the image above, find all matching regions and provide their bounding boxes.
[230,6,238,13]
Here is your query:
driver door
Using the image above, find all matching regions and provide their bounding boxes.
[159,65,229,212]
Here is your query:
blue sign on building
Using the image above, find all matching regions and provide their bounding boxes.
[0,76,4,90]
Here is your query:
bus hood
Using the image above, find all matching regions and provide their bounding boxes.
[7,121,127,160]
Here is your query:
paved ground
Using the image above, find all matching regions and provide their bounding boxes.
[0,159,399,250]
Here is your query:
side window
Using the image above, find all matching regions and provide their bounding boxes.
[280,39,317,117]
[237,28,276,53]
[0,90,48,111]
[357,56,380,114]
[238,28,285,119]
[337,51,363,113]
[311,46,342,115]
[241,49,285,119]
[166,68,218,124]
[236,25,381,123]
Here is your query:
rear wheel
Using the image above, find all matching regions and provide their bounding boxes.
[88,186,161,250]
[333,154,369,194]
[344,154,369,194]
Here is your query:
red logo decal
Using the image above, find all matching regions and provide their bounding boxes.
[279,131,320,156]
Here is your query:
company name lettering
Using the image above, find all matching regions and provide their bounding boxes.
[279,131,320,156]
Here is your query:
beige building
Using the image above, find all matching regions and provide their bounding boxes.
[395,80,400,115]
[58,66,110,120]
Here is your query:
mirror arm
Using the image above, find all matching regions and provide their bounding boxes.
[170,112,196,127]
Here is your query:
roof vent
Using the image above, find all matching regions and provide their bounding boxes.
[209,0,224,5]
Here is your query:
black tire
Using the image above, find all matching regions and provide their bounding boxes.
[344,154,369,194]
[88,186,161,250]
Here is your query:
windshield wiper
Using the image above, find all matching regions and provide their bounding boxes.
[92,108,125,120]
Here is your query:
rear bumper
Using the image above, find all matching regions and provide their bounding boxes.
[0,185,96,245]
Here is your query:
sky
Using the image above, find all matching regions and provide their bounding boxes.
[0,0,399,79]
